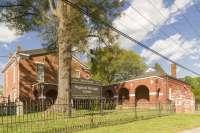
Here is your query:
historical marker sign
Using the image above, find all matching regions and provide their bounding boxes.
[71,77,101,99]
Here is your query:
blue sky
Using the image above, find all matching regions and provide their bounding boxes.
[1,0,200,85]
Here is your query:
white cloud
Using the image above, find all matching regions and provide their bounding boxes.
[26,37,31,41]
[0,24,22,43]
[140,33,199,65]
[1,44,9,49]
[114,0,194,49]
[193,62,200,68]
[177,68,180,73]
[190,55,199,59]
[0,62,6,69]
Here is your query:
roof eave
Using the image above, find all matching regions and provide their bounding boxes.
[163,75,191,85]
[1,52,17,73]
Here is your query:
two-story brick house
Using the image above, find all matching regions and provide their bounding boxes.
[1,46,90,103]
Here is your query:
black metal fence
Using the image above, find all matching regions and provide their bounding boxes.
[0,98,175,133]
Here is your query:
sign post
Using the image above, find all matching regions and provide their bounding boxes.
[68,74,71,118]
[41,84,44,111]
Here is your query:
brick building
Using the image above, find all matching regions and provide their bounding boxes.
[1,46,90,103]
[102,64,192,104]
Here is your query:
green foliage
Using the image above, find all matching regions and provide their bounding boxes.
[185,76,193,84]
[104,103,116,110]
[87,44,148,85]
[191,77,200,90]
[159,104,163,109]
[152,62,165,73]
[0,85,3,97]
[192,89,200,102]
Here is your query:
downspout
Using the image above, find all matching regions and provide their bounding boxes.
[166,76,168,102]
[18,57,20,98]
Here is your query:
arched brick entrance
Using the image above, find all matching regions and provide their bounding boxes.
[46,90,58,103]
[33,90,39,98]
[157,88,161,101]
[135,85,149,102]
[119,88,129,104]
[105,90,114,98]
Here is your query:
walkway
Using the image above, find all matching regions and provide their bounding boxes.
[182,127,200,133]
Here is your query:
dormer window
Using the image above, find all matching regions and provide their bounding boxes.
[36,63,44,82]
[75,70,80,78]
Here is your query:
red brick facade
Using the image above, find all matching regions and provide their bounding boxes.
[103,76,191,102]
[1,46,90,102]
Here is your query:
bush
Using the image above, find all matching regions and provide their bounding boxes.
[104,103,116,110]
[159,104,163,109]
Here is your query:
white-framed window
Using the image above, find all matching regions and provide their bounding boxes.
[75,70,80,78]
[13,65,15,83]
[36,63,44,81]
[6,71,8,88]
[169,87,171,100]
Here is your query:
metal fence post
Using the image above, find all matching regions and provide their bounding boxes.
[100,80,103,116]
[68,74,71,118]
[159,102,161,117]
[135,100,137,119]
[90,99,93,128]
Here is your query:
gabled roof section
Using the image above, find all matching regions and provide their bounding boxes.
[133,68,166,80]
[133,67,190,85]
[145,68,156,72]
[18,48,46,55]
[1,48,90,73]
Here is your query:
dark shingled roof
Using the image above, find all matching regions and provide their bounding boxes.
[132,68,190,85]
[18,48,46,55]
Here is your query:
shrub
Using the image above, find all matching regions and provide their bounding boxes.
[104,103,116,110]
[159,104,163,109]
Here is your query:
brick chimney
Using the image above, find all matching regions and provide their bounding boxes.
[17,45,21,52]
[9,53,13,60]
[171,63,176,78]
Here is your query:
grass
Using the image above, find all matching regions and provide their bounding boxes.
[0,107,174,133]
[75,113,200,133]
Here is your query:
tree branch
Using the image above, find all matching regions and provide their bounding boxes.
[26,0,59,26]
[0,4,24,7]
[48,0,58,16]
[6,13,38,22]
[86,34,108,46]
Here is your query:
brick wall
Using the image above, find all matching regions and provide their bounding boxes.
[102,76,192,104]
[184,92,195,113]
[19,53,58,99]
[3,60,18,102]
[171,89,195,114]
[19,53,89,99]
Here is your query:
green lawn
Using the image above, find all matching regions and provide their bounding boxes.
[75,113,200,133]
[0,107,174,132]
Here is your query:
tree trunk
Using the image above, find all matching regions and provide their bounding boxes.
[53,0,72,112]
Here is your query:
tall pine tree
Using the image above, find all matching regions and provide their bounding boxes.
[152,62,165,73]
[0,0,124,108]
